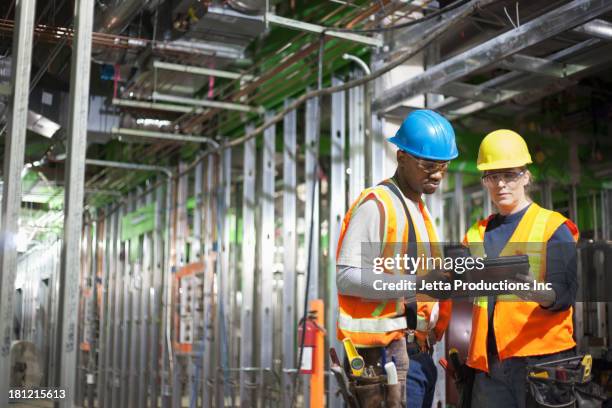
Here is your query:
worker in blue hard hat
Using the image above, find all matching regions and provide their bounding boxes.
[336,109,457,407]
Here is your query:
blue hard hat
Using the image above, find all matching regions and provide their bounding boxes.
[388,109,458,161]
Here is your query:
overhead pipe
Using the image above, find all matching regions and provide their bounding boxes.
[94,0,144,34]
[342,53,371,75]
[111,127,221,147]
[573,18,612,40]
[153,91,264,114]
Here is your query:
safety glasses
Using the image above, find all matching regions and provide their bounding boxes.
[481,170,525,186]
[406,152,449,174]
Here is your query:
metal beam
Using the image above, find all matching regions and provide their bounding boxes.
[56,0,95,406]
[111,127,220,147]
[112,98,195,113]
[153,60,255,81]
[265,13,382,47]
[497,54,583,78]
[434,37,600,110]
[373,0,612,112]
[441,39,611,118]
[153,92,264,114]
[85,159,172,176]
[0,0,36,400]
[436,82,519,103]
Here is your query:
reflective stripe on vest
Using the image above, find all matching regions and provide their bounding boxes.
[337,313,408,334]
[463,203,577,372]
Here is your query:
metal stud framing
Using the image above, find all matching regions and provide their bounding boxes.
[260,112,276,403]
[305,95,321,300]
[56,1,95,405]
[348,80,366,202]
[0,0,37,399]
[328,77,346,408]
[240,126,257,407]
[282,100,298,407]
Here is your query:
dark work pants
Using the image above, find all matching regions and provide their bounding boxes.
[472,349,575,408]
[406,346,437,408]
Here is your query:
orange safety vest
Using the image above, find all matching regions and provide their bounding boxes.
[336,179,452,347]
[463,203,579,372]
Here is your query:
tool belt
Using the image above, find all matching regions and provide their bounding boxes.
[526,355,606,408]
[333,345,402,408]
[347,372,401,408]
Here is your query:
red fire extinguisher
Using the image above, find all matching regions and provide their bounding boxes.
[297,310,326,374]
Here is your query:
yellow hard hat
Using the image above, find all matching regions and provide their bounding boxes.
[477,129,533,171]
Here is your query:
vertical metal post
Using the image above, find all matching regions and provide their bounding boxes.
[138,189,152,408]
[328,77,346,408]
[98,208,111,407]
[592,193,599,241]
[240,126,257,407]
[427,183,446,238]
[602,189,610,240]
[151,179,165,408]
[174,165,188,408]
[121,194,134,408]
[55,0,95,405]
[217,146,232,407]
[304,93,320,407]
[282,100,297,407]
[161,178,174,408]
[348,81,365,202]
[369,113,384,186]
[259,112,275,403]
[570,185,578,225]
[111,206,124,408]
[193,159,203,407]
[0,0,37,399]
[130,192,142,408]
[305,96,320,300]
[193,161,204,262]
[203,156,215,408]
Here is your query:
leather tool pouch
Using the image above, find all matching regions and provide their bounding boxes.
[349,375,402,408]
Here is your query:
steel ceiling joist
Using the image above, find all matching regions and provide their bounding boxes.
[373,0,612,113]
[435,82,519,103]
[112,98,194,113]
[84,159,172,177]
[153,61,255,81]
[153,92,264,114]
[265,13,383,47]
[111,127,220,147]
[497,54,583,78]
[441,39,612,118]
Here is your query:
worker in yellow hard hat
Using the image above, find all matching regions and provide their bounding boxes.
[463,130,579,407]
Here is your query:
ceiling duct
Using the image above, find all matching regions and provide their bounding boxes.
[226,0,266,15]
[95,0,147,34]
[173,2,265,57]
